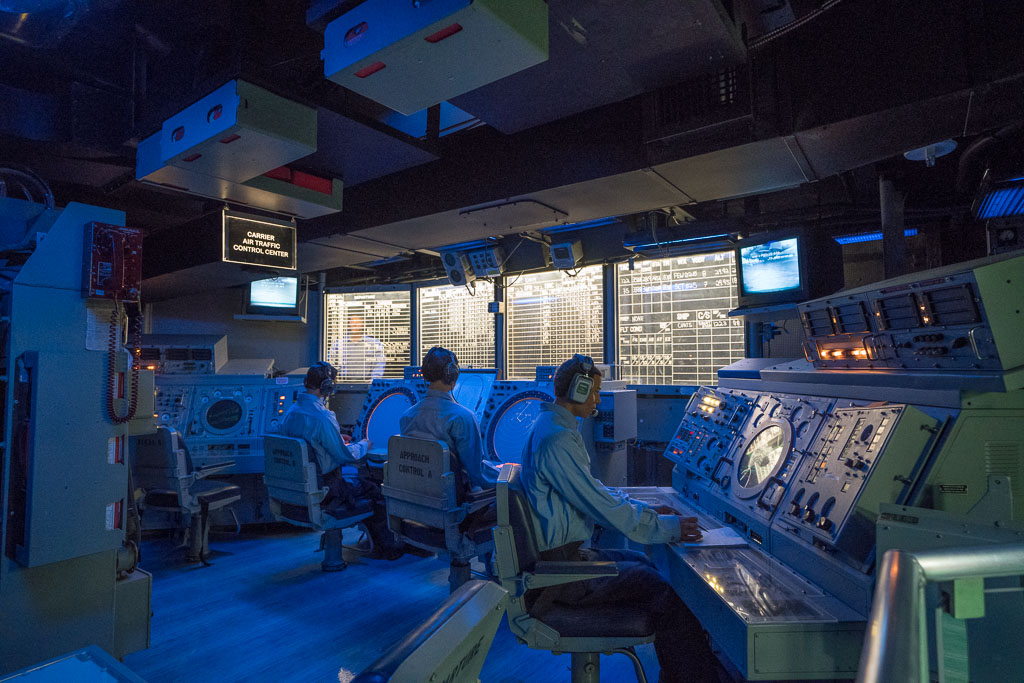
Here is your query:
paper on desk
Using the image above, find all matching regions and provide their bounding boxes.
[683,526,747,548]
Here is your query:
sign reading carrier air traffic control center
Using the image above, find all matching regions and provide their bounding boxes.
[222,209,297,270]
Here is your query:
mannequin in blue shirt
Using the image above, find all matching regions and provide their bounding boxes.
[280,362,404,560]
[521,355,721,683]
[399,347,498,494]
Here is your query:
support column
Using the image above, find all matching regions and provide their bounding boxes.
[880,176,907,279]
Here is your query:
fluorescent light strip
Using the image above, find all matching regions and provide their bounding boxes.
[834,228,918,245]
[977,185,1024,219]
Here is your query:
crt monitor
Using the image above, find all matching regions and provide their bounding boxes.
[247,276,299,314]
[736,230,842,307]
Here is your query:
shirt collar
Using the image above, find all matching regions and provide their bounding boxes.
[296,392,325,408]
[425,388,454,401]
[542,401,577,427]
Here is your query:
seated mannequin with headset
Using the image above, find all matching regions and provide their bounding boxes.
[278,361,405,560]
[399,347,499,495]
[519,354,722,683]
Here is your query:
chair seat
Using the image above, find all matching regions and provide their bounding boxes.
[533,602,657,639]
[324,497,374,520]
[191,480,242,508]
[142,489,179,509]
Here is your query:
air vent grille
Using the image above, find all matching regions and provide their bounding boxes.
[802,307,834,337]
[923,285,980,326]
[833,302,870,333]
[644,66,749,139]
[876,295,920,330]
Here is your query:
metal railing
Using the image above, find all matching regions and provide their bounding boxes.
[856,543,1024,683]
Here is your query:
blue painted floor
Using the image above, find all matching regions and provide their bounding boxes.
[123,525,665,682]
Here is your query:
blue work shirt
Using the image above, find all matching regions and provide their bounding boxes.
[279,392,367,474]
[399,388,498,490]
[521,402,680,551]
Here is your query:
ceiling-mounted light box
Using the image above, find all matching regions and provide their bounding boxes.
[322,0,548,115]
[136,79,343,218]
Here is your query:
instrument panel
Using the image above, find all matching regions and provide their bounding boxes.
[152,375,305,473]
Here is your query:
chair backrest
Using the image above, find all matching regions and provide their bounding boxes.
[351,580,509,683]
[383,435,463,538]
[262,434,328,528]
[131,426,192,503]
[384,435,453,502]
[264,434,317,486]
[495,463,542,574]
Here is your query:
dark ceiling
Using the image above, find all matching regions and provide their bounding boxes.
[1,0,1022,300]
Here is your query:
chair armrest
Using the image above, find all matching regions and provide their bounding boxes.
[523,561,619,590]
[195,462,235,479]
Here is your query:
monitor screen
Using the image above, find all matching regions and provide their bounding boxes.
[740,238,802,295]
[250,277,298,309]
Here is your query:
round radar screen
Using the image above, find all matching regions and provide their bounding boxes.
[734,422,792,498]
[204,399,244,434]
[360,387,417,447]
[486,390,553,464]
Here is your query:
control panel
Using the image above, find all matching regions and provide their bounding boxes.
[799,250,1023,377]
[664,387,759,483]
[771,404,937,571]
[668,388,836,548]
[152,375,305,473]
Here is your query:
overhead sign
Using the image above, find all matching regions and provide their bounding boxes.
[222,209,296,270]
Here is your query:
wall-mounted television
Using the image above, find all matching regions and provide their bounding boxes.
[237,275,307,321]
[735,229,842,309]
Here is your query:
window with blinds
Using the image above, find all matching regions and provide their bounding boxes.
[417,281,496,368]
[324,289,410,380]
[506,266,604,380]
[616,251,744,385]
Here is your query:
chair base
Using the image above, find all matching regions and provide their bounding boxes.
[321,528,348,572]
[569,648,647,683]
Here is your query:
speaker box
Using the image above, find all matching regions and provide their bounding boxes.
[441,251,476,286]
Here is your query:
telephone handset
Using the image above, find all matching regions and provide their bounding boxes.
[83,222,144,424]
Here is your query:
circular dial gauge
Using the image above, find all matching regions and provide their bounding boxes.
[736,425,787,490]
[204,398,243,432]
[486,391,553,463]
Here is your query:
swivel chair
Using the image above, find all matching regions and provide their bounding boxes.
[492,463,654,683]
[262,434,374,572]
[382,435,495,592]
[131,426,241,564]
[351,579,508,683]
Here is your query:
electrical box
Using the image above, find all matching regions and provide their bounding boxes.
[549,240,583,269]
[83,222,142,302]
[322,0,548,115]
[593,389,638,443]
[466,245,505,277]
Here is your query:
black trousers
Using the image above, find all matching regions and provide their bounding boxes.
[538,547,720,683]
[322,469,403,554]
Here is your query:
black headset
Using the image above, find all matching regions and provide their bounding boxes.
[311,361,337,397]
[424,346,460,386]
[565,354,596,404]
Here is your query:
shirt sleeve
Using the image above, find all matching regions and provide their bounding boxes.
[448,411,491,489]
[537,429,680,545]
[314,411,358,469]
